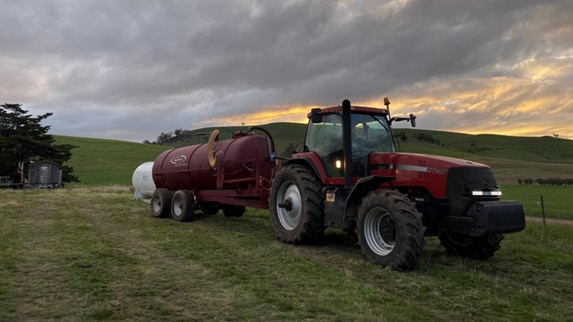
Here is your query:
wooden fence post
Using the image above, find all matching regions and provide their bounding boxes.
[540,195,546,225]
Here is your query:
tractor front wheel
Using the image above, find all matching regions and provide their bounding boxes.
[171,190,196,222]
[357,190,425,270]
[269,164,325,244]
[439,232,503,259]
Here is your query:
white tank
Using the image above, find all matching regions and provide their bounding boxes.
[132,162,156,200]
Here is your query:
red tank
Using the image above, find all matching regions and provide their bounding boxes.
[152,131,275,206]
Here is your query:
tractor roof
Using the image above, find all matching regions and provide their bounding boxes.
[307,105,389,119]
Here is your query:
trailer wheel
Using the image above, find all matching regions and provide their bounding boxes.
[222,205,245,217]
[201,205,220,215]
[150,188,172,218]
[171,190,196,222]
[269,164,325,244]
[439,232,503,259]
[357,190,425,270]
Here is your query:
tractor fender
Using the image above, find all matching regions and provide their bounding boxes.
[344,175,395,220]
[283,153,329,183]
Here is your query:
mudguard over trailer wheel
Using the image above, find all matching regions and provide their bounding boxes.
[151,188,172,218]
[171,190,196,222]
[357,190,425,270]
[439,232,504,259]
[269,164,325,244]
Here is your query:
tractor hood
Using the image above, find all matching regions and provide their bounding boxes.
[370,152,490,173]
[369,152,497,199]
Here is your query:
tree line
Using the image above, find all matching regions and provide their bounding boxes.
[143,128,188,145]
[518,178,573,186]
[395,131,443,146]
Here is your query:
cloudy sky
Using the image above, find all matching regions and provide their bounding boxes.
[1,0,572,142]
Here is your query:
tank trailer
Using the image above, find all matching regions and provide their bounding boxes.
[142,99,525,270]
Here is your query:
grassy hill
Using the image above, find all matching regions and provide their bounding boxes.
[396,129,573,162]
[157,122,307,155]
[394,129,573,184]
[55,124,573,185]
[53,136,170,185]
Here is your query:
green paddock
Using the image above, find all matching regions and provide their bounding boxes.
[502,185,573,220]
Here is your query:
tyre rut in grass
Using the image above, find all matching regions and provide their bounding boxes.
[439,232,504,259]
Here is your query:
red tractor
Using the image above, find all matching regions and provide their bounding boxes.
[268,99,525,270]
[148,99,525,270]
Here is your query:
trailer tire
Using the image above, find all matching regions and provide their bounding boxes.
[357,190,425,270]
[150,188,172,218]
[171,190,196,222]
[439,232,504,259]
[269,164,325,244]
[222,205,245,217]
[201,205,220,215]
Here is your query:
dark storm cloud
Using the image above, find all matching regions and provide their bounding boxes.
[0,0,571,141]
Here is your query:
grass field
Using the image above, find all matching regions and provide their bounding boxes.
[502,185,573,220]
[1,186,572,321]
[54,135,169,185]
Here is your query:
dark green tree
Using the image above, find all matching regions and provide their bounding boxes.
[156,131,174,144]
[0,103,79,184]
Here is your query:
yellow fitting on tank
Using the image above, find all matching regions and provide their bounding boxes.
[207,129,220,168]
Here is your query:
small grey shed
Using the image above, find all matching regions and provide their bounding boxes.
[27,161,62,188]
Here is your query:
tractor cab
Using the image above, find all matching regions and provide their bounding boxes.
[305,105,396,178]
[288,100,414,232]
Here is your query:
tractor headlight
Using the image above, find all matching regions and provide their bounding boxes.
[335,159,342,169]
[471,190,502,196]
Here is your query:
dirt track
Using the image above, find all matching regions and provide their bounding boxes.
[526,216,573,226]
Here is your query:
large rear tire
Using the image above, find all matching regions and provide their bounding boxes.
[150,188,171,218]
[357,190,425,270]
[171,190,196,222]
[439,232,504,259]
[269,164,325,244]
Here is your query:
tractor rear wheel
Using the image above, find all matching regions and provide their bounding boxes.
[171,190,196,222]
[269,164,325,244]
[439,232,504,259]
[357,190,425,270]
[150,188,172,218]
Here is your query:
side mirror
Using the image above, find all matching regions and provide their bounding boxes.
[410,114,417,128]
[310,108,323,123]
